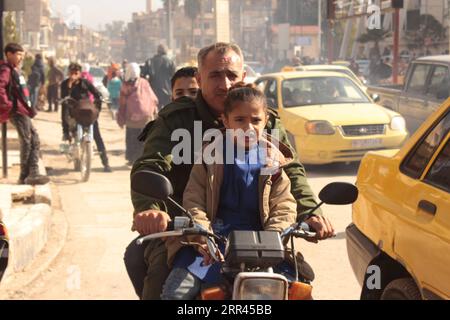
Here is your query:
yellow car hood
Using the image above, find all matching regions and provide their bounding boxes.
[283,103,393,126]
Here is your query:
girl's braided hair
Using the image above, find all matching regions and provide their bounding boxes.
[223,82,268,117]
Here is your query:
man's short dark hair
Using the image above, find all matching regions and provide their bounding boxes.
[171,66,198,88]
[68,62,82,72]
[4,43,24,55]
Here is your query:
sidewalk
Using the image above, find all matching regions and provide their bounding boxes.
[0,121,67,294]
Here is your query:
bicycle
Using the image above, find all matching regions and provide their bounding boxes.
[59,97,98,182]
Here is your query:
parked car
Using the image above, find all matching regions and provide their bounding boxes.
[255,71,409,164]
[347,99,450,300]
[367,55,450,134]
[0,221,8,284]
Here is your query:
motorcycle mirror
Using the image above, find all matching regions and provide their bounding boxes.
[318,182,358,205]
[131,170,173,201]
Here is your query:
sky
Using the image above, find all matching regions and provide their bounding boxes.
[50,0,163,30]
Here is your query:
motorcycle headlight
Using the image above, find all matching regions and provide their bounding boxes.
[390,116,406,131]
[305,121,336,135]
[233,273,288,300]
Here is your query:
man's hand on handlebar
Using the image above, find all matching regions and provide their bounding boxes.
[304,215,335,243]
[133,210,172,236]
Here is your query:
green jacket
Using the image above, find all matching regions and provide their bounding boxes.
[130,93,321,229]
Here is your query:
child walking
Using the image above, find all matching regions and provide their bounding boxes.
[161,83,297,300]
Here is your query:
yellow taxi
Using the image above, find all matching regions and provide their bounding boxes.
[255,71,409,164]
[347,99,450,300]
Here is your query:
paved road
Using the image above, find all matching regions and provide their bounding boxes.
[18,108,361,300]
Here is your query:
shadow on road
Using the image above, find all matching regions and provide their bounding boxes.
[91,165,132,173]
[305,162,361,179]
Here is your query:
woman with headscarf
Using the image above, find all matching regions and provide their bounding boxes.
[117,63,159,165]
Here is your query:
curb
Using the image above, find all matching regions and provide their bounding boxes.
[0,208,68,298]
[0,153,64,295]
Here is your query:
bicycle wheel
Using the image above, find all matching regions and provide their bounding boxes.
[72,144,81,171]
[80,140,92,182]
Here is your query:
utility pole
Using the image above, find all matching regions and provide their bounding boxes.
[1,0,7,179]
[318,0,322,59]
[167,0,174,49]
[393,7,400,84]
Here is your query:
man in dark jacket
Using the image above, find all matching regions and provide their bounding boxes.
[0,43,49,185]
[60,62,112,173]
[149,45,176,110]
[46,57,63,112]
[125,43,335,300]
[28,54,45,111]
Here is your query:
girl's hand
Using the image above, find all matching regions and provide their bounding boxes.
[197,244,224,266]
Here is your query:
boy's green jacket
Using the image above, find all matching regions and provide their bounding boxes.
[130,92,322,230]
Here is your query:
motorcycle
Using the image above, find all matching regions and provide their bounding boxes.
[59,97,101,182]
[131,170,359,300]
[0,222,9,284]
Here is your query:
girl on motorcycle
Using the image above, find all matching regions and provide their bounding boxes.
[161,83,297,300]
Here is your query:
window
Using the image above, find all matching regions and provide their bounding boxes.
[402,111,450,179]
[424,138,450,192]
[281,77,369,108]
[427,66,450,101]
[407,64,432,95]
[265,79,278,109]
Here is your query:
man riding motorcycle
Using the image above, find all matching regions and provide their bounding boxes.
[60,62,112,173]
[125,43,335,300]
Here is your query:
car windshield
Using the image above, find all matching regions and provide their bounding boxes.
[90,67,105,78]
[282,76,370,108]
[314,69,358,81]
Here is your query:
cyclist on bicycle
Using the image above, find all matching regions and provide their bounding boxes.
[60,62,112,173]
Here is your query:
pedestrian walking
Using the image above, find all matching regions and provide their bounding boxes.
[148,45,176,110]
[27,54,45,112]
[117,63,158,165]
[107,70,122,120]
[46,57,64,112]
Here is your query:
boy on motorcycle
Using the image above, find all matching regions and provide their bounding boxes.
[161,83,298,300]
[60,62,112,172]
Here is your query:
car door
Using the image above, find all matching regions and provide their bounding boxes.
[426,65,450,115]
[395,109,450,299]
[399,63,433,134]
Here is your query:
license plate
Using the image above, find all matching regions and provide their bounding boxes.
[352,138,382,149]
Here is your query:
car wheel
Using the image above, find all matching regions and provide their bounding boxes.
[380,278,422,300]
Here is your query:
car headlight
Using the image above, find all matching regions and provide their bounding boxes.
[390,116,406,131]
[305,121,336,135]
[234,276,288,300]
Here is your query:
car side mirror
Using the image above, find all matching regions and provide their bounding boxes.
[371,94,380,103]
